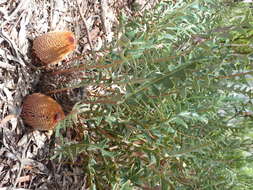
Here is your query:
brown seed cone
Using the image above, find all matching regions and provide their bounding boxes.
[21,93,65,131]
[37,71,87,113]
[33,31,76,65]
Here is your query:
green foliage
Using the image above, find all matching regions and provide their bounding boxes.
[54,0,253,189]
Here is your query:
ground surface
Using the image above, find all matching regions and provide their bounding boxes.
[0,0,158,189]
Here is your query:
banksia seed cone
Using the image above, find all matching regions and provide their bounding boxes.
[38,71,87,113]
[21,93,65,130]
[33,31,76,65]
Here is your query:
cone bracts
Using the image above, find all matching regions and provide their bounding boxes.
[33,31,76,65]
[21,93,65,130]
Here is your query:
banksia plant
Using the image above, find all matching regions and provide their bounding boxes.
[51,1,253,189]
[21,93,65,130]
[33,31,76,65]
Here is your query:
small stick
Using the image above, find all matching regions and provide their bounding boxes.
[100,0,109,36]
[51,59,123,75]
[75,0,94,52]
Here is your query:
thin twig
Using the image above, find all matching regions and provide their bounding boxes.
[139,0,153,12]
[50,59,123,75]
[75,0,94,52]
[100,0,109,37]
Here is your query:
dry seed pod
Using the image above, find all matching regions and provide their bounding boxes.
[21,93,65,130]
[38,71,87,113]
[33,31,76,65]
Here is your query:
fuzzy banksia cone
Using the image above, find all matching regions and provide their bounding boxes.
[33,31,76,65]
[21,93,65,131]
